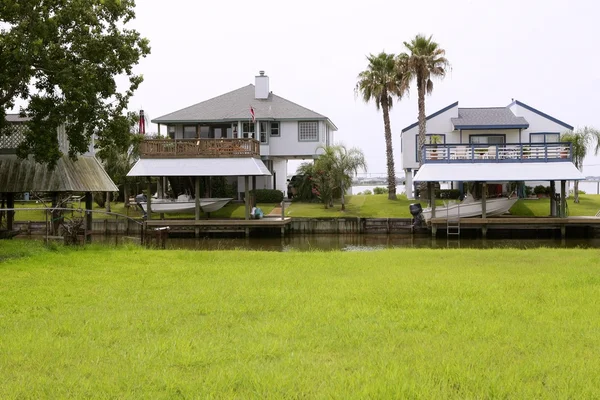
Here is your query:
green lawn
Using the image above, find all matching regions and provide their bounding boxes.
[10,194,600,221]
[1,242,600,398]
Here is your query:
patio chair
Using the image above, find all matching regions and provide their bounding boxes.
[484,146,497,159]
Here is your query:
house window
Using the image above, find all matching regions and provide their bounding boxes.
[299,121,319,141]
[232,123,238,139]
[531,132,560,143]
[242,122,255,139]
[183,125,197,139]
[260,122,269,144]
[168,125,175,139]
[469,135,505,144]
[415,134,446,162]
[270,122,280,137]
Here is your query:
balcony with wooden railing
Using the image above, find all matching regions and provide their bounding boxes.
[139,138,260,158]
[421,142,573,164]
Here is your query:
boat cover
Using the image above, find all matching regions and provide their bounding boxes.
[127,157,271,177]
[414,162,585,182]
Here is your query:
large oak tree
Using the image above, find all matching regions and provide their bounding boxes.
[0,0,150,166]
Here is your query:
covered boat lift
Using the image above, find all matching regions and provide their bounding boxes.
[413,161,586,237]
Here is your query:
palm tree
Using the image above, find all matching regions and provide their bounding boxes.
[400,34,450,197]
[561,127,600,203]
[316,145,367,211]
[355,52,408,200]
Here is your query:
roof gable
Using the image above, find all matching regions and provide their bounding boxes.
[401,102,459,133]
[509,100,574,131]
[152,85,333,126]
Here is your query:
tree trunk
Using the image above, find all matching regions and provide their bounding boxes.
[341,182,346,211]
[574,180,579,203]
[381,94,397,200]
[416,73,428,200]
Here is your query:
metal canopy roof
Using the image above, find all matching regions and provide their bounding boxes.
[127,157,271,177]
[0,155,118,192]
[414,162,584,182]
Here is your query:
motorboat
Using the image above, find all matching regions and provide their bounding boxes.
[137,194,233,214]
[412,194,518,222]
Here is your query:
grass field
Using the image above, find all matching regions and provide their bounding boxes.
[1,241,600,398]
[9,194,600,221]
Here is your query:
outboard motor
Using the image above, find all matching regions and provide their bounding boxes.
[409,203,425,227]
[135,193,147,218]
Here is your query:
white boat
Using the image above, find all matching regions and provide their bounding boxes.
[139,195,233,214]
[422,194,518,221]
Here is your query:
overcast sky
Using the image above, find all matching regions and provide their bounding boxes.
[127,0,599,176]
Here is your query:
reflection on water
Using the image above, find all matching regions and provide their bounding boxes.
[149,234,600,251]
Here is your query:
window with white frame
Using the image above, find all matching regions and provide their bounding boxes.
[242,122,255,139]
[530,132,560,143]
[260,122,269,144]
[270,122,280,136]
[298,121,319,141]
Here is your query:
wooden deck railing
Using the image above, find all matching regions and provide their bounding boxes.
[421,142,573,163]
[140,138,260,158]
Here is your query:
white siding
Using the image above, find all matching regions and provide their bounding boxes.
[510,103,572,142]
[401,104,459,170]
[267,120,327,157]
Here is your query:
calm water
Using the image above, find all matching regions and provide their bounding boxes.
[100,234,600,251]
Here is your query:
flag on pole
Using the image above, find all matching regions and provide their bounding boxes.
[250,106,255,122]
[139,109,146,135]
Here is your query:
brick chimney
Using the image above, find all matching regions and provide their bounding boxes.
[255,71,269,99]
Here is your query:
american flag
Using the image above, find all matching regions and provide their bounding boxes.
[250,106,255,122]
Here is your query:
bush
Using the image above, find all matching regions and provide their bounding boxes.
[373,187,388,195]
[534,185,548,196]
[250,189,284,203]
[362,190,373,195]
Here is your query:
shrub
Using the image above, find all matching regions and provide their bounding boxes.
[533,185,547,196]
[363,189,373,195]
[373,187,388,195]
[250,189,284,203]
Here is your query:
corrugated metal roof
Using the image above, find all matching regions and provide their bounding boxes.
[414,162,584,182]
[127,157,271,177]
[0,155,118,192]
[152,85,336,128]
[451,107,529,129]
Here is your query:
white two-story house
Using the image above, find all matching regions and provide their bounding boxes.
[134,71,337,197]
[400,100,583,203]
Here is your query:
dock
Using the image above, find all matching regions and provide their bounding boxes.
[429,216,600,238]
[144,217,292,237]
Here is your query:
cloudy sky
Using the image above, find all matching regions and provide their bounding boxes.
[127,0,600,176]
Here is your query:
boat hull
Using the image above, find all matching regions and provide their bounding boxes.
[139,198,233,214]
[422,198,518,221]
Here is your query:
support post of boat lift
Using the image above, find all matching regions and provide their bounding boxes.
[550,180,556,217]
[146,180,152,218]
[158,176,165,220]
[85,191,93,243]
[428,182,436,238]
[6,192,14,231]
[244,176,250,237]
[560,180,566,219]
[481,182,487,238]
[195,176,201,238]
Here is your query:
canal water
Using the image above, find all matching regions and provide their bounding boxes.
[90,234,600,251]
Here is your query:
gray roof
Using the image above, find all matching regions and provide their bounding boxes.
[153,84,336,128]
[0,155,118,192]
[451,107,529,129]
